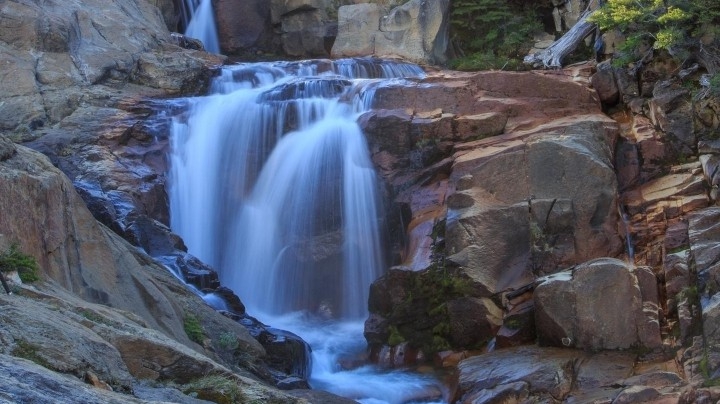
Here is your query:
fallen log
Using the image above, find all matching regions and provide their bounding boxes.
[524,10,598,68]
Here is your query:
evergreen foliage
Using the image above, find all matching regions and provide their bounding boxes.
[0,244,39,283]
[449,0,542,71]
[183,313,205,344]
[589,0,720,66]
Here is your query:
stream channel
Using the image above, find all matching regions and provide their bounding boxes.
[168,58,449,404]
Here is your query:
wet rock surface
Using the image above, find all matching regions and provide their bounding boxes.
[455,346,691,404]
[456,346,636,404]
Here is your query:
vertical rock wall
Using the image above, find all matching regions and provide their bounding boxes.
[332,0,449,64]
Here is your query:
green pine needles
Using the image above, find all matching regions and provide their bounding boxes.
[450,0,542,71]
[0,244,40,283]
[589,0,720,66]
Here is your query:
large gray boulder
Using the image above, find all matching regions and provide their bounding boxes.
[456,346,636,404]
[534,258,662,351]
[0,0,221,132]
[332,0,449,64]
[446,115,624,294]
[272,0,335,57]
[331,3,381,58]
[214,0,274,55]
[376,0,449,64]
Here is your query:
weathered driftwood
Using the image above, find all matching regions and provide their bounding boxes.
[524,10,597,68]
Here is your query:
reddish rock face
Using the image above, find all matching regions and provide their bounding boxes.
[364,69,620,277]
[215,0,276,56]
[534,258,661,351]
[363,67,628,356]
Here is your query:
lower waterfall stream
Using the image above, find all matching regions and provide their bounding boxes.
[168,59,447,403]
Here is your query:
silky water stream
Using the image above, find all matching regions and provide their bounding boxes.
[168,59,447,403]
[180,0,219,54]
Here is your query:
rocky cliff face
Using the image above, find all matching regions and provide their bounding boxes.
[358,58,720,401]
[3,0,720,403]
[212,0,450,63]
[0,0,224,133]
[360,65,634,353]
[331,0,449,64]
[0,136,313,402]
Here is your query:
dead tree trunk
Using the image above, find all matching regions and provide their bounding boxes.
[524,10,597,68]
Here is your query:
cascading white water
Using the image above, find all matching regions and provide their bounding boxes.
[169,59,446,403]
[181,0,220,54]
[170,59,420,319]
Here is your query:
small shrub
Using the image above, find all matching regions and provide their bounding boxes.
[504,317,522,330]
[678,285,699,304]
[218,332,239,350]
[182,375,244,404]
[0,244,39,283]
[387,325,405,346]
[79,309,110,325]
[184,313,204,344]
[708,73,720,98]
[431,335,451,352]
[701,352,720,387]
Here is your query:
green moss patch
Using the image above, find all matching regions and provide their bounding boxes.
[183,313,204,344]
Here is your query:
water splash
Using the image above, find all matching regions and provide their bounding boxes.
[266,313,447,404]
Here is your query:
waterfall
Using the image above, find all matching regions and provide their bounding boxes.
[170,59,423,320]
[181,0,220,54]
[169,59,446,403]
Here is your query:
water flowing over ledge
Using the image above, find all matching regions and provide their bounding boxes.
[181,0,219,54]
[168,58,446,403]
